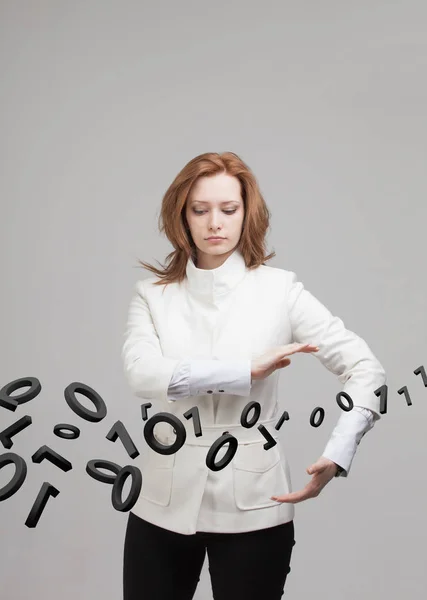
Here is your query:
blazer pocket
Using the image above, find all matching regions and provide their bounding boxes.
[140,448,176,507]
[232,442,289,510]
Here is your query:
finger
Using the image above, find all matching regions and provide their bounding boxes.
[270,493,294,503]
[281,343,319,357]
[298,345,320,353]
[276,357,291,368]
[270,490,309,504]
[289,343,312,351]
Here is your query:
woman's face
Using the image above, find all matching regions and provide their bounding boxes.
[185,172,245,269]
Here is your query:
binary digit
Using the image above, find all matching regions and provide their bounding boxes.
[336,391,354,412]
[274,410,290,431]
[144,413,186,455]
[183,406,202,437]
[0,415,32,449]
[140,402,153,421]
[258,424,277,450]
[64,382,107,423]
[86,459,122,484]
[53,423,80,440]
[31,446,72,472]
[397,386,412,406]
[0,377,41,412]
[414,365,427,387]
[0,452,27,501]
[111,465,142,512]
[309,407,325,428]
[240,401,261,428]
[106,421,140,459]
[206,433,238,471]
[374,384,388,414]
[25,482,59,528]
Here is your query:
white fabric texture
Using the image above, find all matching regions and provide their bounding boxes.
[167,360,378,476]
[122,248,386,534]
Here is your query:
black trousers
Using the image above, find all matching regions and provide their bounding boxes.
[123,511,296,600]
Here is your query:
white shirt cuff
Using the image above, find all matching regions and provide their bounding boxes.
[322,406,377,476]
[167,359,252,402]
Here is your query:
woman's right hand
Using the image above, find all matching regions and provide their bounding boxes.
[251,342,319,381]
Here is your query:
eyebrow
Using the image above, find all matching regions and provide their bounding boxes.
[190,200,240,204]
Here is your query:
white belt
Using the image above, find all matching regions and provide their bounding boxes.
[172,417,279,447]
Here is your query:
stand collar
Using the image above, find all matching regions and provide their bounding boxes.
[185,248,247,301]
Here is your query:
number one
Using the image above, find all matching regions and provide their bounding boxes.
[25,482,59,528]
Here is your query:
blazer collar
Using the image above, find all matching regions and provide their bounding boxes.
[185,248,247,301]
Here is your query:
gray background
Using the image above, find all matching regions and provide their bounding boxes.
[1,1,426,598]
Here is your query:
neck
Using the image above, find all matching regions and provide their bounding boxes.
[194,248,235,270]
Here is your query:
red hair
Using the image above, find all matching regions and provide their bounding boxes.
[137,151,276,287]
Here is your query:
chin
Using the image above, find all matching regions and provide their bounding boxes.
[204,243,230,252]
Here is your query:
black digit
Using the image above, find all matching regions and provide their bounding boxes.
[309,407,325,427]
[258,424,277,450]
[86,459,122,484]
[53,423,80,440]
[240,401,261,428]
[0,415,32,449]
[143,413,186,455]
[374,384,388,414]
[0,452,27,501]
[64,382,107,422]
[206,433,238,471]
[274,410,290,430]
[414,365,427,387]
[397,386,412,406]
[25,482,59,528]
[140,403,152,421]
[32,445,72,472]
[336,391,354,412]
[183,406,202,437]
[111,465,142,512]
[105,421,140,459]
[0,377,41,412]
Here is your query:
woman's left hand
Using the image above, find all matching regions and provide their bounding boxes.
[270,457,338,504]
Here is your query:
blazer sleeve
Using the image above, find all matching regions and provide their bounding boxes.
[121,279,181,403]
[286,271,386,419]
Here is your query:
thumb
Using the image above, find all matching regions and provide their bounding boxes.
[306,464,319,475]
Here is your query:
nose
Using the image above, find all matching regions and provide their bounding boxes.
[208,211,223,231]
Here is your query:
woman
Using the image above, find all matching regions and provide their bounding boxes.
[121,152,385,600]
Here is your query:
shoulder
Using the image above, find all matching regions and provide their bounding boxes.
[134,276,181,300]
[255,263,299,290]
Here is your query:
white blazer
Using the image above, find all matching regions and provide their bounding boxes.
[121,249,386,535]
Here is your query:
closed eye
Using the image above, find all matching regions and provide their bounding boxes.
[193,209,237,215]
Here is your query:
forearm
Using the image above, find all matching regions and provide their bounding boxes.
[167,359,252,403]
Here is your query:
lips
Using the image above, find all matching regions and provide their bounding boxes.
[206,237,224,240]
